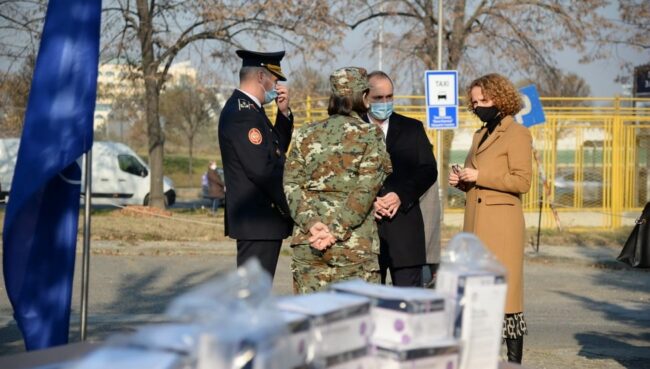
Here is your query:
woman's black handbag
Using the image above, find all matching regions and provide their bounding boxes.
[617,202,650,268]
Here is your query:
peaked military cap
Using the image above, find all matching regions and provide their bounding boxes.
[236,49,287,81]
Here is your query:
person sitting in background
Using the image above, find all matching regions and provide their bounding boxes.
[206,161,225,213]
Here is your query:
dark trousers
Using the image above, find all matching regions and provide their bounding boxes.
[422,263,439,288]
[236,239,282,279]
[380,265,423,287]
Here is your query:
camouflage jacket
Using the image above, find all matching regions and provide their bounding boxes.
[283,112,392,253]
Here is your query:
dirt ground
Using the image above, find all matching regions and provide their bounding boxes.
[0,206,632,246]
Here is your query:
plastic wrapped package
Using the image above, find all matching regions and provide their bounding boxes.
[164,259,292,369]
[435,233,507,369]
[276,292,373,368]
[125,323,205,355]
[65,346,183,369]
[330,279,448,348]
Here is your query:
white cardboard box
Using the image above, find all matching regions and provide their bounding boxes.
[330,279,448,348]
[372,340,460,369]
[276,292,372,360]
[435,269,507,369]
[280,310,312,369]
[326,347,371,369]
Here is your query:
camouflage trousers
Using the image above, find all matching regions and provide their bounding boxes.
[291,243,380,294]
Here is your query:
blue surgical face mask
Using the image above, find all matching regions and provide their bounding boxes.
[261,73,278,104]
[370,101,394,121]
[263,88,278,104]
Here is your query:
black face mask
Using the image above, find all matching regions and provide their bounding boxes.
[474,106,500,123]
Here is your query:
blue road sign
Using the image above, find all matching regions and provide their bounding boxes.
[427,106,458,129]
[425,70,458,129]
[516,85,546,127]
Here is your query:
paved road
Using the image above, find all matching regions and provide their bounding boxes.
[0,249,649,369]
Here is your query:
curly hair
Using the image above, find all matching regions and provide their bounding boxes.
[466,73,522,117]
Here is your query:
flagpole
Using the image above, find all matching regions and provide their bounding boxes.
[80,149,92,341]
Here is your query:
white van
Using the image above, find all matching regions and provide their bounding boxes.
[0,139,175,206]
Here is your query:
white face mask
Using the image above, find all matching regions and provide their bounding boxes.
[210,164,217,170]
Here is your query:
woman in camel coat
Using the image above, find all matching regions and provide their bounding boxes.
[449,73,532,364]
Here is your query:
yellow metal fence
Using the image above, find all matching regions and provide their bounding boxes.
[273,96,650,229]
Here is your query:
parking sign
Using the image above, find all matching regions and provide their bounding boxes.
[515,85,546,127]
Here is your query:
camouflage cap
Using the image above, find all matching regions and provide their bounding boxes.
[330,67,369,97]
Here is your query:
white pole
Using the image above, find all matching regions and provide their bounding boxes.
[80,149,92,340]
[436,0,444,222]
[378,3,384,70]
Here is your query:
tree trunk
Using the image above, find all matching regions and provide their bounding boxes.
[145,81,165,208]
[137,0,165,208]
[188,136,193,179]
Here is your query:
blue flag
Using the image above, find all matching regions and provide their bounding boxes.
[2,0,101,350]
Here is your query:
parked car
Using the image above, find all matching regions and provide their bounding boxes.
[0,139,176,207]
[554,169,603,207]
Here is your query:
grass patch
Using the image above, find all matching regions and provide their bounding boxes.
[141,154,215,188]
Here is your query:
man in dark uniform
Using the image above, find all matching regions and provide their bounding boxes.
[218,50,294,278]
[365,71,438,287]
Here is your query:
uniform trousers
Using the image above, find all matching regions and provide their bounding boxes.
[380,265,423,287]
[236,239,282,279]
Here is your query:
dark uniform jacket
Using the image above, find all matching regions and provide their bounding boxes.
[218,89,294,240]
[364,113,438,268]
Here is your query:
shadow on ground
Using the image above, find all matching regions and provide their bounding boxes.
[0,267,223,356]
[558,265,650,369]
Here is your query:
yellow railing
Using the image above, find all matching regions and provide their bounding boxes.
[272,96,650,229]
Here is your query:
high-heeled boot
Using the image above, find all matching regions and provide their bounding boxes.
[505,336,523,363]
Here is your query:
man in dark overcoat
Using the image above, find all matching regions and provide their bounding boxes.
[364,71,438,287]
[218,50,293,278]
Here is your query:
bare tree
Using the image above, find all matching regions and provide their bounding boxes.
[100,0,342,208]
[0,54,33,137]
[338,0,638,203]
[518,68,592,106]
[159,80,219,177]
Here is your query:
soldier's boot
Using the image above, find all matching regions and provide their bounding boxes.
[505,336,523,363]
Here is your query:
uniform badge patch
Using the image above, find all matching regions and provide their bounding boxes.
[238,99,255,111]
[248,128,263,145]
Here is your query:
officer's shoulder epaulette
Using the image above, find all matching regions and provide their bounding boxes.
[237,99,258,112]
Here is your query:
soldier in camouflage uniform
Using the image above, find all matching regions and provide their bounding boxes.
[283,67,392,294]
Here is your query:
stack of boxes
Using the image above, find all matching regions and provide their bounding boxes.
[276,292,374,369]
[67,233,508,369]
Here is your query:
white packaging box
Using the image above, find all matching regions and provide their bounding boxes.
[330,279,448,347]
[435,269,507,369]
[276,292,372,360]
[326,347,372,369]
[372,340,460,369]
[280,310,312,369]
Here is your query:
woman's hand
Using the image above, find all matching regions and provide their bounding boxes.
[459,168,479,183]
[449,171,461,187]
